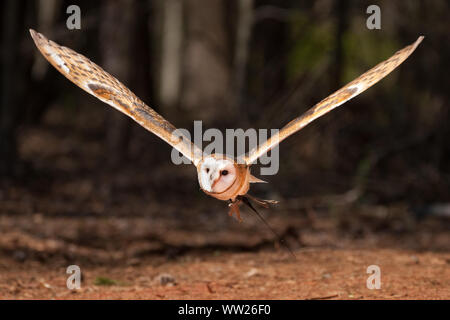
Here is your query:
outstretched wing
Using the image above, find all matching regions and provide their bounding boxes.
[245,36,424,165]
[30,29,203,166]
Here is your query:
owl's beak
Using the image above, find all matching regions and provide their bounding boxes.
[208,170,221,191]
[211,176,220,190]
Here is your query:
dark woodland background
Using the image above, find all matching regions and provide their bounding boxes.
[0,0,449,260]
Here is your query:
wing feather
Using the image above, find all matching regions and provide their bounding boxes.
[245,36,424,165]
[30,29,203,166]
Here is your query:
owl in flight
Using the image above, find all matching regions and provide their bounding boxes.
[30,29,423,221]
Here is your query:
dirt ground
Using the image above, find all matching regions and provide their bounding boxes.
[0,108,449,300]
[0,200,448,299]
[0,248,448,299]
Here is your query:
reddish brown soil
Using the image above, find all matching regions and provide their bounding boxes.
[0,202,448,299]
[0,248,448,299]
[0,108,448,299]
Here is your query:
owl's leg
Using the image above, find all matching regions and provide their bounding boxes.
[228,198,243,222]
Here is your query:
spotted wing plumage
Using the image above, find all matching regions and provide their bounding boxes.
[30,29,203,166]
[245,36,424,165]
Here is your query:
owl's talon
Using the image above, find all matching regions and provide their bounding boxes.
[235,210,243,223]
[228,199,243,222]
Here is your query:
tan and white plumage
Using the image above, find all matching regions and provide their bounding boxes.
[29,29,203,166]
[245,36,424,165]
[30,29,423,220]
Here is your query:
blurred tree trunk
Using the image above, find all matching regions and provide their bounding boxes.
[181,0,233,123]
[0,0,21,176]
[27,0,60,124]
[159,0,183,110]
[319,0,349,170]
[333,0,348,87]
[233,0,254,109]
[100,1,134,168]
[31,0,60,80]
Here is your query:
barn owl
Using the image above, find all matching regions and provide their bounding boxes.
[30,30,423,222]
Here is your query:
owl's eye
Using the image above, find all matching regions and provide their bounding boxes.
[205,168,210,173]
[221,170,228,176]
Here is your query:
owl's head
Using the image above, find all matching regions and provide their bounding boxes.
[197,155,237,194]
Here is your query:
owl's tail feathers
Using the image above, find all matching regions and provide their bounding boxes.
[246,194,279,208]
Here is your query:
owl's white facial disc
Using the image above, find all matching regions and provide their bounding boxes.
[199,157,236,193]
